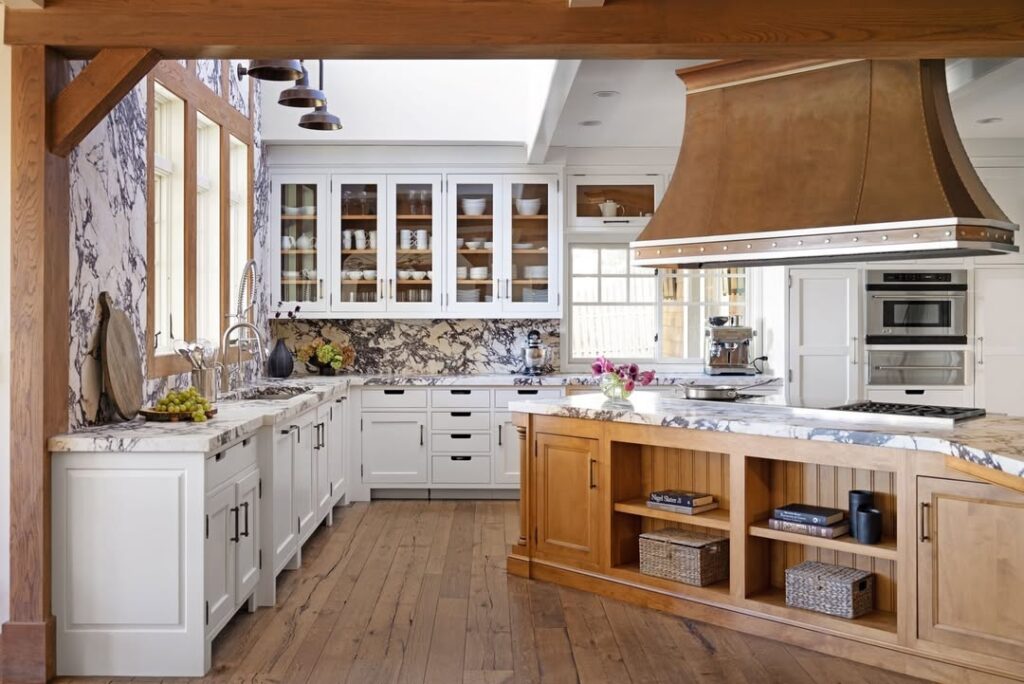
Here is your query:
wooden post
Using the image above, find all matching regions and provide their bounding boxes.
[3,45,69,683]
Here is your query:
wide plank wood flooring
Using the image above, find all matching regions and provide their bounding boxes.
[57,500,930,683]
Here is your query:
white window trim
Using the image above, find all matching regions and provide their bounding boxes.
[560,234,764,373]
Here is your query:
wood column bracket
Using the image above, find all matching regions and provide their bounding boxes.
[48,47,160,157]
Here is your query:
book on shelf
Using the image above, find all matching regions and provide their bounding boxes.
[646,501,719,516]
[772,503,845,526]
[767,517,850,539]
[648,490,714,507]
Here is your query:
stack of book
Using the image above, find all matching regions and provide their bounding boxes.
[646,490,718,515]
[770,503,849,538]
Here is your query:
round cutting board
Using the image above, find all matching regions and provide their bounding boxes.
[99,291,143,419]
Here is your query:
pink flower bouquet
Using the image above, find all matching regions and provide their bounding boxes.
[591,356,655,401]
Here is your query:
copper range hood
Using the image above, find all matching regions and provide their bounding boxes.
[631,59,1019,269]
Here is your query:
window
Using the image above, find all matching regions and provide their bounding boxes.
[567,243,749,366]
[146,62,254,377]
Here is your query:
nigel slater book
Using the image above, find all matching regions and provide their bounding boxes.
[648,490,714,507]
[772,503,845,526]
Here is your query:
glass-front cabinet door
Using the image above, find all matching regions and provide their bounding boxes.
[331,175,386,314]
[387,176,442,312]
[445,175,502,315]
[272,174,329,313]
[568,174,664,230]
[503,175,559,315]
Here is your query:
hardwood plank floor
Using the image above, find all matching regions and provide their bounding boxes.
[54,500,931,684]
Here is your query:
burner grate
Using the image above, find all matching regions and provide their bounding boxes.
[831,401,985,422]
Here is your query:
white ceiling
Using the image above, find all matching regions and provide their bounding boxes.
[549,60,706,148]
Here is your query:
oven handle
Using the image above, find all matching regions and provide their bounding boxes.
[872,365,964,371]
[870,294,965,299]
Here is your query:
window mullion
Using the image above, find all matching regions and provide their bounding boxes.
[183,102,198,342]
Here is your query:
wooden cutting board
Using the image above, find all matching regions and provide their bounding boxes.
[99,291,143,420]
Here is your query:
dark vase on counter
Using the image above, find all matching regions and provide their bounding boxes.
[267,338,294,378]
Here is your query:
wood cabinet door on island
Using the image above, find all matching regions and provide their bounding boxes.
[917,476,1024,663]
[533,432,602,569]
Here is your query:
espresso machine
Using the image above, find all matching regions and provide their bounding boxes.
[704,316,758,375]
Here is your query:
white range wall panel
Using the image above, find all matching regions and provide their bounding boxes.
[974,267,1024,416]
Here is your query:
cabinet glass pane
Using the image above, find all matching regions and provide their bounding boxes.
[395,183,437,304]
[575,183,655,219]
[280,183,320,303]
[338,183,380,305]
[509,183,551,305]
[454,183,496,305]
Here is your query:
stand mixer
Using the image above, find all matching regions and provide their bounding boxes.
[520,330,552,376]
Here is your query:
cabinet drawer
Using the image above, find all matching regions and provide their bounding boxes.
[432,455,491,484]
[866,388,973,407]
[495,388,562,409]
[206,435,257,492]
[361,388,428,409]
[431,388,491,408]
[432,410,491,431]
[430,432,491,453]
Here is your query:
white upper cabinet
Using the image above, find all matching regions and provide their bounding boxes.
[446,175,502,315]
[271,174,330,313]
[504,175,559,315]
[567,173,664,231]
[387,176,443,313]
[331,175,387,314]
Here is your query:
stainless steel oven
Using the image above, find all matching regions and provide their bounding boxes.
[865,270,968,344]
[867,350,966,386]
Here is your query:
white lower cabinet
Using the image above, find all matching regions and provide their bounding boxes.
[204,482,238,636]
[235,468,261,601]
[291,412,318,542]
[432,455,491,483]
[493,411,520,485]
[362,411,428,483]
[327,396,348,504]
[975,267,1024,416]
[314,404,333,519]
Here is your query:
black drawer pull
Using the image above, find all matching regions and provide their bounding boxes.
[450,434,472,439]
[904,389,925,395]
[450,456,472,461]
[214,452,225,461]
[383,389,405,395]
[450,389,471,395]
[242,438,251,447]
[451,412,472,417]
[517,389,539,395]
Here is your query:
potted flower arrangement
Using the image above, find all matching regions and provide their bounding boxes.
[591,356,655,402]
[296,338,356,376]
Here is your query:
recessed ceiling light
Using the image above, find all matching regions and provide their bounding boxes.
[593,90,620,98]
[579,120,603,127]
[977,116,1003,124]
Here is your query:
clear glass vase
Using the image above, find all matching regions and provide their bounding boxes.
[599,372,633,403]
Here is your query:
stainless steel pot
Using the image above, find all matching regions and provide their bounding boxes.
[679,378,775,401]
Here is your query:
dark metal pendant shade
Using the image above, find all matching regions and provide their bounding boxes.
[299,104,342,131]
[240,59,303,81]
[278,67,327,108]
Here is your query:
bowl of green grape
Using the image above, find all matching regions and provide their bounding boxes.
[141,387,217,422]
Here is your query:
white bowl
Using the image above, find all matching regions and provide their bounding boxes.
[362,270,377,280]
[483,241,494,249]
[456,267,468,278]
[456,238,465,248]
[346,271,362,280]
[523,265,548,279]
[282,270,299,279]
[512,242,534,249]
[466,241,484,250]
[411,271,427,280]
[398,270,412,280]
[427,271,433,280]
[515,198,542,215]
[460,198,487,216]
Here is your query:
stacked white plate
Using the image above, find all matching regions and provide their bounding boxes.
[521,287,549,303]
[456,289,481,303]
[469,266,490,280]
[523,265,548,279]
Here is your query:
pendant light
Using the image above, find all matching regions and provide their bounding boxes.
[237,59,303,82]
[299,60,342,131]
[278,63,327,108]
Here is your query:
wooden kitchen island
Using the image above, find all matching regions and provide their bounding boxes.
[507,393,1024,684]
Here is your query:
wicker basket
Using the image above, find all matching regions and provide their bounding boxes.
[638,528,729,586]
[785,561,874,619]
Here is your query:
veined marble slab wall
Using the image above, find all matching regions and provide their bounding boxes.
[270,319,560,375]
[68,60,268,429]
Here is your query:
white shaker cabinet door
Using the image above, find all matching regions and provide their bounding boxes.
[292,416,318,541]
[271,429,297,572]
[493,411,520,485]
[975,267,1024,416]
[788,268,861,408]
[204,483,236,637]
[234,467,260,603]
[361,412,428,483]
[315,405,332,519]
[328,397,347,502]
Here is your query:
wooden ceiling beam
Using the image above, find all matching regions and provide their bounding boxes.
[6,0,1024,59]
[48,47,160,157]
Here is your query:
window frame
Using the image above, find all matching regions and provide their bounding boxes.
[561,233,763,372]
[146,61,255,378]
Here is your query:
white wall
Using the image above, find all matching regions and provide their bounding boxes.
[0,9,12,625]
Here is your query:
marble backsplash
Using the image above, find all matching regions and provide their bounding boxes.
[271,319,560,375]
[67,60,267,429]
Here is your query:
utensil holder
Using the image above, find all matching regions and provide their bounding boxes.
[848,490,874,538]
[855,507,883,545]
[191,368,219,403]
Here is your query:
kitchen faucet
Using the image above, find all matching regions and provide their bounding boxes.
[221,322,267,392]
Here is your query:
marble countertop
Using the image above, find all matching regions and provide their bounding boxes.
[508,392,1024,480]
[48,373,780,454]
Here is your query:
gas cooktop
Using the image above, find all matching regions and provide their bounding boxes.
[830,401,985,422]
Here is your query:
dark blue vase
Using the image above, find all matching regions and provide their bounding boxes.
[267,338,294,378]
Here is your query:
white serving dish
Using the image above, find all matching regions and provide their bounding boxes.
[362,269,377,279]
[466,241,484,250]
[515,198,542,215]
[460,198,487,216]
[411,271,427,280]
